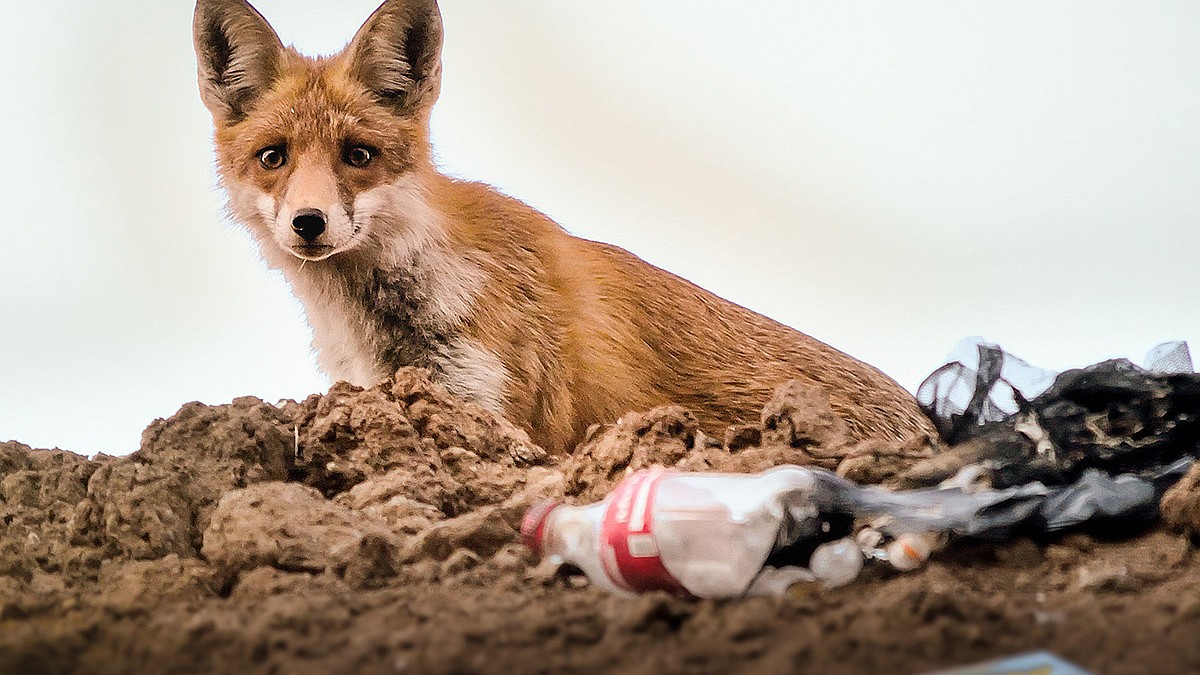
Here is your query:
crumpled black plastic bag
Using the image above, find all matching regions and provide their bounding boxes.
[915,344,1200,489]
[888,341,1200,537]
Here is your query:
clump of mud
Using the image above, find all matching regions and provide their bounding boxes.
[2,370,1199,675]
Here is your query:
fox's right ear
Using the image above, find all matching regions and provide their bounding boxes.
[193,0,284,124]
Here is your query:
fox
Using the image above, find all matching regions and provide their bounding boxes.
[193,0,936,455]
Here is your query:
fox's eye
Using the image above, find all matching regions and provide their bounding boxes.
[258,146,286,170]
[344,145,374,168]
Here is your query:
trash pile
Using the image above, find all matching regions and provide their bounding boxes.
[5,355,1200,673]
[912,339,1199,488]
[522,339,1200,598]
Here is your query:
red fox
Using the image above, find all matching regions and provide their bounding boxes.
[193,0,935,454]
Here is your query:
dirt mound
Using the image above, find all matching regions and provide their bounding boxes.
[2,370,1200,674]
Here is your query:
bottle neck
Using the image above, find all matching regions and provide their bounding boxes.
[541,504,600,564]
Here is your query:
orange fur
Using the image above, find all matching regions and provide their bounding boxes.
[194,0,936,454]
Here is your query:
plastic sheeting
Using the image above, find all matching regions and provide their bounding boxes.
[913,340,1200,488]
[826,339,1200,544]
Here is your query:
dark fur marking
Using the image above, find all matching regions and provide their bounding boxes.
[363,267,455,374]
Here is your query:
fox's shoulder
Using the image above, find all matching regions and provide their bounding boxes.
[428,176,567,246]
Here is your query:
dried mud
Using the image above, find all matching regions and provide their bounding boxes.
[2,369,1199,675]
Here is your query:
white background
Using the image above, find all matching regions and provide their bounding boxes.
[1,1,1197,456]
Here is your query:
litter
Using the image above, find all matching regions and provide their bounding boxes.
[522,457,1191,597]
[523,340,1200,597]
[924,650,1092,675]
[911,340,1200,488]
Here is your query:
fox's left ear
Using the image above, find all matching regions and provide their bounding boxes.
[346,0,444,116]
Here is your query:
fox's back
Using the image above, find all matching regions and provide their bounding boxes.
[567,236,931,444]
[427,179,933,449]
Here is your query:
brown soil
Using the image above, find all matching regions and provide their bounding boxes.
[3,368,1199,675]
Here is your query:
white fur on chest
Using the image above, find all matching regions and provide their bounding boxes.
[296,284,510,417]
[287,263,510,406]
[297,278,385,387]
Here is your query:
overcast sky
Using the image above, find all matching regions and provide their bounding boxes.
[1,1,1198,456]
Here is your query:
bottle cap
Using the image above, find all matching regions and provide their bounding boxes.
[520,499,562,556]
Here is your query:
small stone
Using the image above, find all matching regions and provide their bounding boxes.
[400,507,516,563]
[760,381,846,451]
[1034,610,1066,625]
[29,571,65,595]
[995,538,1044,567]
[723,425,762,452]
[1059,533,1097,553]
[441,549,482,576]
[524,558,563,587]
[486,543,534,575]
[1077,565,1140,592]
[341,533,402,589]
[1161,463,1200,536]
[438,446,479,466]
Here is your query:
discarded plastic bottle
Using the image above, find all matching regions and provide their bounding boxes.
[521,466,846,598]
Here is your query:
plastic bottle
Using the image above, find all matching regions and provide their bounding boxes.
[522,465,834,598]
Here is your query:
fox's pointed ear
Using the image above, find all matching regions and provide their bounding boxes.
[345,0,444,116]
[193,0,284,123]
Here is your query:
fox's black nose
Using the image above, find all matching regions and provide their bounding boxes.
[291,209,327,242]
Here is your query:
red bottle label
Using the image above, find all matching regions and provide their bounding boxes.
[599,468,691,596]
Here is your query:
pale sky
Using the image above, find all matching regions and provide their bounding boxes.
[1,1,1198,456]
